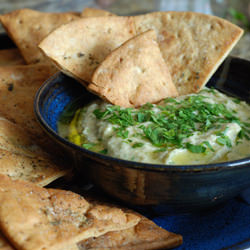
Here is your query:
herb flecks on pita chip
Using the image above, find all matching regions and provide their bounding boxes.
[0,175,140,250]
[0,117,49,158]
[0,117,68,186]
[0,9,80,64]
[0,49,25,66]
[0,148,68,187]
[0,64,67,159]
[76,196,183,250]
[79,214,182,250]
[39,16,136,83]
[0,64,56,139]
[81,7,116,17]
[134,12,243,95]
[89,30,178,107]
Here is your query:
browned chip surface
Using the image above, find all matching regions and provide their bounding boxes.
[0,232,13,250]
[0,175,140,250]
[134,11,243,95]
[79,213,182,250]
[0,148,68,186]
[0,9,80,64]
[39,16,136,83]
[0,117,49,158]
[81,7,116,17]
[0,48,25,66]
[89,29,178,107]
[0,64,56,140]
[0,116,68,186]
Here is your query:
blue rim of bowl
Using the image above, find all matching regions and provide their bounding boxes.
[34,72,250,173]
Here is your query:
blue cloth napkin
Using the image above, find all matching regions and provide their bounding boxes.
[240,187,250,205]
[147,197,250,250]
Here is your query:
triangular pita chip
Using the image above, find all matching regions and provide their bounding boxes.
[0,64,56,139]
[0,148,68,187]
[134,12,243,95]
[0,175,140,250]
[81,7,116,17]
[0,9,80,64]
[0,48,25,66]
[39,16,136,83]
[79,215,182,250]
[0,117,68,186]
[89,30,178,107]
[78,199,183,250]
[0,116,49,158]
[0,64,66,158]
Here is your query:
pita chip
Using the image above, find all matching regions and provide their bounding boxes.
[78,213,182,250]
[0,175,140,250]
[0,64,55,139]
[0,148,68,186]
[0,116,68,187]
[89,30,178,107]
[0,65,66,158]
[134,12,243,95]
[81,7,116,17]
[75,195,182,250]
[0,116,50,158]
[39,16,136,83]
[0,9,80,64]
[0,48,25,66]
[0,232,13,250]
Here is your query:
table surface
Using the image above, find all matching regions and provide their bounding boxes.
[0,1,250,249]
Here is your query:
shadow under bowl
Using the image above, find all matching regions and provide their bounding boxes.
[34,56,250,211]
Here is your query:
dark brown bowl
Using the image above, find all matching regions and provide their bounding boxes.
[34,56,250,211]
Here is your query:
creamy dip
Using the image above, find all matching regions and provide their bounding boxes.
[58,88,250,165]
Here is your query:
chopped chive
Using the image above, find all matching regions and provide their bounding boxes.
[186,143,206,153]
[132,142,144,148]
[233,98,241,104]
[216,136,232,148]
[202,141,215,152]
[82,143,96,149]
[98,149,108,154]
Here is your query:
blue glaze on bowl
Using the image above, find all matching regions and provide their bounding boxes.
[34,56,250,211]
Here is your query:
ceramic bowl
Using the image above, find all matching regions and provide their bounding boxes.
[34,56,250,211]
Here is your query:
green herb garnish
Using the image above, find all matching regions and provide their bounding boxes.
[186,143,206,153]
[132,142,144,148]
[233,98,241,104]
[229,7,250,30]
[216,136,232,148]
[98,149,108,154]
[82,143,96,149]
[202,141,215,152]
[92,88,249,153]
